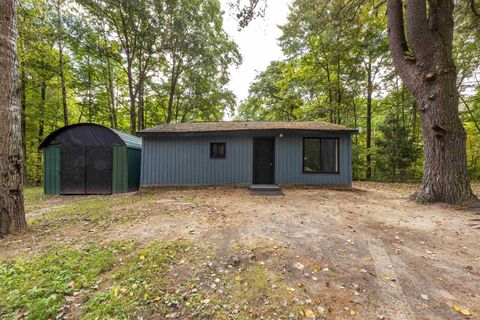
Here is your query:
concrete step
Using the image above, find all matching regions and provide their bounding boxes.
[250,184,283,195]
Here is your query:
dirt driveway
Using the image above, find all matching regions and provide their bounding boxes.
[1,183,479,319]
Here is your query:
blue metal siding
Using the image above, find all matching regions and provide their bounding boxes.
[275,135,351,186]
[141,136,253,186]
[141,133,352,186]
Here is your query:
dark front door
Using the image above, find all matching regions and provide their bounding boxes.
[85,146,112,194]
[253,138,275,184]
[60,146,86,194]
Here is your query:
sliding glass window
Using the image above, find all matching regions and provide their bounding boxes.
[303,138,339,173]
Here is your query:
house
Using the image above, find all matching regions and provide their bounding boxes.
[40,123,142,195]
[139,121,357,187]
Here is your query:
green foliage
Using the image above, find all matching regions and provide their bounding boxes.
[238,61,303,120]
[82,241,192,319]
[239,0,479,182]
[17,0,480,184]
[18,0,240,184]
[0,242,132,320]
[375,113,421,182]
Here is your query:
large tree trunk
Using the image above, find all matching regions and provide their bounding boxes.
[104,57,117,128]
[56,0,68,126]
[126,62,137,134]
[20,64,27,183]
[365,59,373,180]
[353,98,359,180]
[166,61,178,124]
[325,64,334,123]
[0,0,26,237]
[386,0,477,204]
[137,78,144,130]
[136,55,145,131]
[59,44,68,125]
[87,59,93,122]
[36,80,46,186]
[414,72,473,203]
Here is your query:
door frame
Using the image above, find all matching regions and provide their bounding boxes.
[60,145,87,195]
[85,146,113,195]
[252,137,275,184]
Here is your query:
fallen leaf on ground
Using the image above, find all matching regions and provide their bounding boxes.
[304,309,315,318]
[461,309,471,316]
[453,305,472,316]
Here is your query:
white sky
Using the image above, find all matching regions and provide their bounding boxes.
[220,0,293,107]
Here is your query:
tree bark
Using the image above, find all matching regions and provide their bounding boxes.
[386,0,477,204]
[366,59,373,180]
[57,0,68,126]
[36,81,46,186]
[105,57,117,128]
[353,98,359,180]
[137,83,144,130]
[59,44,68,125]
[0,0,26,237]
[126,60,137,134]
[20,63,27,183]
[137,61,145,130]
[87,58,93,122]
[166,60,179,124]
[336,59,342,125]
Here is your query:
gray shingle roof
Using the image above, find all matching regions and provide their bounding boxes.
[140,121,357,135]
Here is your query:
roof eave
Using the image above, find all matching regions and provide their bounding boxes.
[138,128,358,137]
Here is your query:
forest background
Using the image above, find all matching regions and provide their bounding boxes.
[19,0,480,184]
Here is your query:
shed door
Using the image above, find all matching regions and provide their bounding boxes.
[85,146,112,194]
[60,146,86,194]
[253,138,275,184]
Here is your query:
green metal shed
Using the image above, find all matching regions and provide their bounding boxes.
[39,123,142,195]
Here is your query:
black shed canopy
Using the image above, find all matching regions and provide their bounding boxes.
[40,123,142,195]
[40,123,141,149]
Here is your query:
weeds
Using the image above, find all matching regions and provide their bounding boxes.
[0,242,133,320]
[82,240,193,319]
[28,193,157,229]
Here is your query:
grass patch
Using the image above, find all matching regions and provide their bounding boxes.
[213,264,295,319]
[28,193,158,229]
[82,240,193,319]
[182,195,196,203]
[0,242,133,320]
[24,187,51,211]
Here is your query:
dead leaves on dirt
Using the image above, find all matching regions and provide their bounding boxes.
[453,305,472,317]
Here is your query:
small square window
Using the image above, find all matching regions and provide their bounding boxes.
[210,143,226,159]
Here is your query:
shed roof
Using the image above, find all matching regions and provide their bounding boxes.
[140,121,357,135]
[39,123,142,150]
[110,128,142,149]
